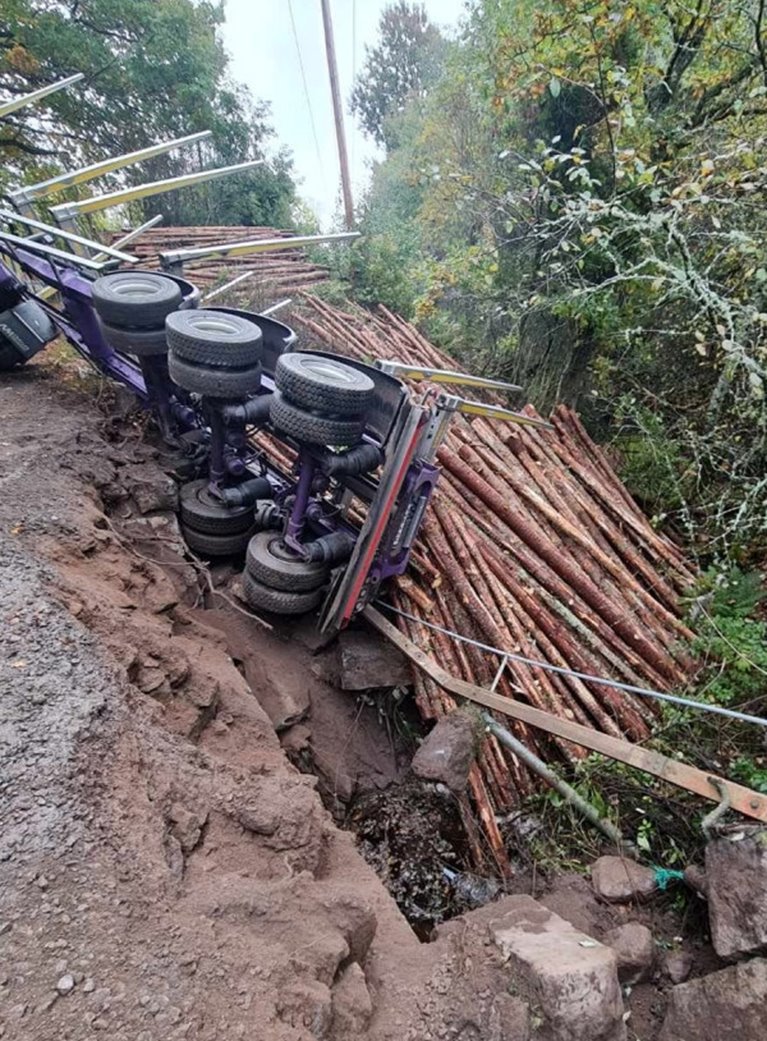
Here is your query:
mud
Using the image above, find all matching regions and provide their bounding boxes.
[0,358,728,1041]
[1,360,537,1041]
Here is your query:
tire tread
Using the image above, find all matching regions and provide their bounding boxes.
[241,571,324,614]
[270,391,363,445]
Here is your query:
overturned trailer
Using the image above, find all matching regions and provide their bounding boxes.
[0,75,545,633]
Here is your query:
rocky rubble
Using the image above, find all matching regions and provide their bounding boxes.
[705,826,767,959]
[490,896,626,1041]
[659,958,767,1041]
[590,856,658,904]
[584,833,767,1041]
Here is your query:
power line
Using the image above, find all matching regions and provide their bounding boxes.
[287,0,326,189]
[374,601,767,730]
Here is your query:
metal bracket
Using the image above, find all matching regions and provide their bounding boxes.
[0,73,83,120]
[159,230,360,270]
[377,359,522,393]
[9,131,212,211]
[437,393,554,430]
[0,229,115,272]
[49,158,261,220]
[90,215,164,264]
[0,209,138,263]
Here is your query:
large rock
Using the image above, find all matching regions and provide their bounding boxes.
[490,894,626,1041]
[411,710,479,792]
[705,827,767,958]
[603,922,655,984]
[659,958,767,1041]
[591,856,658,904]
[336,630,412,691]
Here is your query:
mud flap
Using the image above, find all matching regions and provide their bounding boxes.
[0,299,57,361]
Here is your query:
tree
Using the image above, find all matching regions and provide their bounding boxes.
[342,0,767,555]
[0,0,296,226]
[350,1,446,149]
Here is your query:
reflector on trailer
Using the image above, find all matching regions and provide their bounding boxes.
[0,209,138,263]
[0,73,83,119]
[49,158,261,220]
[10,131,212,209]
[159,230,360,268]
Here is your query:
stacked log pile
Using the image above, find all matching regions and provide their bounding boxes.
[292,293,698,874]
[110,225,330,292]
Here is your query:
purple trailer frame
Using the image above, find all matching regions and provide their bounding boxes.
[0,239,444,631]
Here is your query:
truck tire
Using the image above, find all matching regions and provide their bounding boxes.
[245,532,328,592]
[241,571,324,615]
[276,353,374,415]
[97,318,168,356]
[179,480,254,535]
[92,272,181,328]
[181,522,255,557]
[166,310,262,368]
[270,391,364,446]
[168,353,261,399]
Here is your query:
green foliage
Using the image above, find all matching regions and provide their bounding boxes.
[332,235,422,317]
[730,755,767,793]
[691,565,766,620]
[687,566,767,706]
[0,0,296,226]
[610,403,693,520]
[350,1,447,149]
[348,0,767,560]
[514,564,767,876]
[149,149,296,229]
[525,754,700,872]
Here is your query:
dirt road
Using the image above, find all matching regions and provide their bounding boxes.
[1,361,479,1040]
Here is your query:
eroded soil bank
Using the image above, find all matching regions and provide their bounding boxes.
[0,360,733,1041]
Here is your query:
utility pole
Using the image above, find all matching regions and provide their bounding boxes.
[320,0,355,230]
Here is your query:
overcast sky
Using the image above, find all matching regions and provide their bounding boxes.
[221,0,466,226]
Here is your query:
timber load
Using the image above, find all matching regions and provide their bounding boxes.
[110,225,331,292]
[291,293,698,874]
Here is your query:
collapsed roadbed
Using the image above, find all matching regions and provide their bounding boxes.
[2,361,765,1041]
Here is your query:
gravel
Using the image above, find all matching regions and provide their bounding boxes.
[0,540,115,869]
[56,975,75,995]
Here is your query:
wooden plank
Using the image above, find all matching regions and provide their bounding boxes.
[365,607,767,823]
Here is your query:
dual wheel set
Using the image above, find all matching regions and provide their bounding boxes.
[91,271,377,616]
[178,482,328,614]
